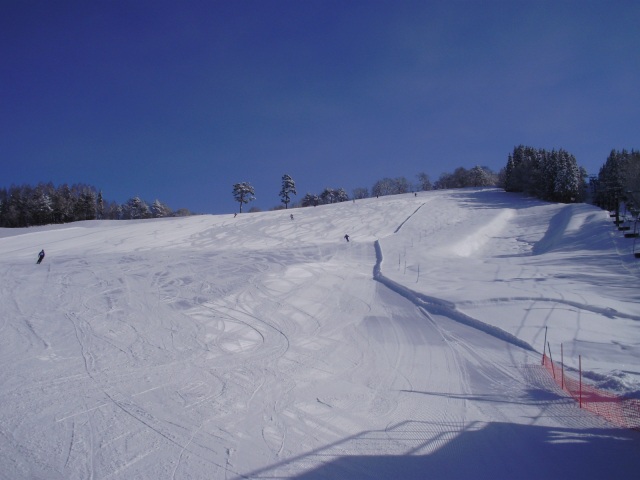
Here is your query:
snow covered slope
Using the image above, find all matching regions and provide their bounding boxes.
[0,188,638,479]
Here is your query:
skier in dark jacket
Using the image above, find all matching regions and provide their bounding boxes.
[36,249,45,264]
[344,234,350,242]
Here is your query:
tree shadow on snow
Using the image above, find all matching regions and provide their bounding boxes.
[285,421,640,480]
[242,420,640,480]
[235,369,640,480]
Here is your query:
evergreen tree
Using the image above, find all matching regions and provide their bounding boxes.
[76,187,97,220]
[57,184,77,223]
[279,174,297,209]
[504,145,582,202]
[335,188,349,202]
[301,193,319,207]
[320,187,336,204]
[150,199,172,218]
[504,154,516,192]
[596,149,638,210]
[30,184,53,225]
[123,197,150,219]
[96,191,105,219]
[232,182,255,213]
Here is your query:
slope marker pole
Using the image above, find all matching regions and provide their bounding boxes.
[561,343,564,390]
[579,355,582,408]
[548,342,555,379]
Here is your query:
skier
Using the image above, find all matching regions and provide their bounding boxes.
[290,214,294,220]
[36,249,45,264]
[344,234,350,242]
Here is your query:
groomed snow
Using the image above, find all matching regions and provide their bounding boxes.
[0,188,638,479]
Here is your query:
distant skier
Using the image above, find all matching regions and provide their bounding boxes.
[36,249,45,264]
[290,214,294,220]
[344,234,350,242]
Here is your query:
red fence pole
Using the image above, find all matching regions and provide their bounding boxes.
[561,343,564,390]
[548,342,555,380]
[579,355,582,409]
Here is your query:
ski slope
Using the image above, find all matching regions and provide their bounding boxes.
[0,188,638,479]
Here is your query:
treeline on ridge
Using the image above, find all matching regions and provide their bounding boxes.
[0,183,190,228]
[285,165,499,210]
[3,147,637,227]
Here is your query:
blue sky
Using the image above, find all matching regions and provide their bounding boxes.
[2,0,639,214]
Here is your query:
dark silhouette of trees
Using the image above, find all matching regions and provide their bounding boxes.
[593,149,640,211]
[0,182,184,227]
[503,145,585,202]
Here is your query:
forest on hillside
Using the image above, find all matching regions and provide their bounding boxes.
[2,147,637,228]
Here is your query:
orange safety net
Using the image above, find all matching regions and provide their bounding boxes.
[542,353,640,430]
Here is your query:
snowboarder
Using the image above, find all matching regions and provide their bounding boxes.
[36,249,45,264]
[344,234,350,242]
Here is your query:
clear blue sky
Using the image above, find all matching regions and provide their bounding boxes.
[2,0,638,214]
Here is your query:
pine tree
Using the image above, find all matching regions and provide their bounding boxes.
[123,197,150,219]
[232,182,256,213]
[96,191,105,219]
[335,188,349,202]
[76,187,97,220]
[151,199,172,218]
[320,187,336,204]
[301,193,320,207]
[279,174,297,209]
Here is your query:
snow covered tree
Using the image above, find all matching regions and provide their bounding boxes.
[352,187,369,199]
[320,187,336,204]
[122,197,150,219]
[232,182,255,213]
[371,178,395,197]
[150,199,172,218]
[75,187,97,220]
[279,174,297,209]
[335,188,349,202]
[504,145,542,194]
[393,177,411,194]
[416,172,432,191]
[105,201,122,220]
[504,145,583,203]
[553,150,581,202]
[301,193,319,207]
[595,149,637,210]
[468,166,493,187]
[30,184,53,225]
[52,184,75,223]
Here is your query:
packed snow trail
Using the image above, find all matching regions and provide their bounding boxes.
[0,189,638,479]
